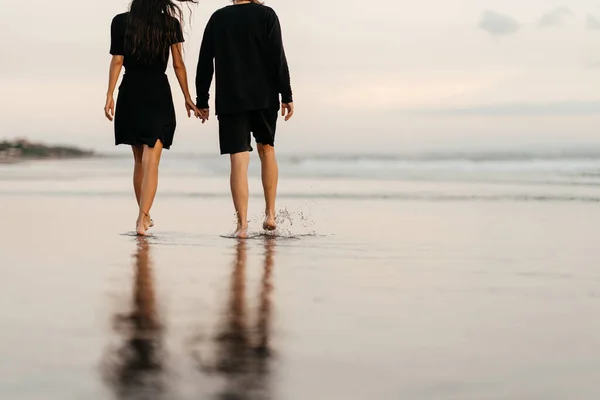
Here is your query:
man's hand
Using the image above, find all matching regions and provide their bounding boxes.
[104,94,115,121]
[199,108,210,124]
[282,102,294,121]
[185,97,201,118]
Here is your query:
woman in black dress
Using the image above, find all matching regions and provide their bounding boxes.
[104,0,199,236]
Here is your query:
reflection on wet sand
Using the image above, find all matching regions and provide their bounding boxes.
[198,238,277,400]
[102,237,168,399]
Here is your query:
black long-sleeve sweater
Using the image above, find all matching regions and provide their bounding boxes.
[195,2,293,115]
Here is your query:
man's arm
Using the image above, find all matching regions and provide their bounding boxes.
[195,18,215,112]
[267,10,293,105]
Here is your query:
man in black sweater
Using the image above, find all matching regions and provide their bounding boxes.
[195,0,294,238]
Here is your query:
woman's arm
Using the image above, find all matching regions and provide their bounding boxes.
[104,55,124,121]
[172,43,200,118]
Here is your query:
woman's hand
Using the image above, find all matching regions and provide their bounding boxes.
[185,97,201,119]
[104,94,115,121]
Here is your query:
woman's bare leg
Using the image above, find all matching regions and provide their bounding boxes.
[136,140,164,236]
[132,145,144,205]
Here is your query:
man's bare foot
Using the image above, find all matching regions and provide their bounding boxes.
[233,225,249,239]
[263,212,277,231]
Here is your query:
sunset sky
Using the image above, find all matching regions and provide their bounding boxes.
[1,0,600,153]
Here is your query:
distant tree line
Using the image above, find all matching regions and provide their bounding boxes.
[0,139,94,160]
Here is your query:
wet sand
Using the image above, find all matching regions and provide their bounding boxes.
[2,170,600,398]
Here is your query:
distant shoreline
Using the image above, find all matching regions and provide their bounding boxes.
[0,139,94,164]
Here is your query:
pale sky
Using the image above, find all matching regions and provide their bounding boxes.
[1,0,600,154]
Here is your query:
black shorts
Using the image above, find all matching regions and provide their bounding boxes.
[217,109,278,155]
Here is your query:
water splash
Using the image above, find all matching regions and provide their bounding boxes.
[264,207,315,239]
[219,208,317,240]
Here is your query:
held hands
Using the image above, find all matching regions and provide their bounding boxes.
[104,94,115,121]
[282,102,294,121]
[186,97,201,119]
[198,108,210,123]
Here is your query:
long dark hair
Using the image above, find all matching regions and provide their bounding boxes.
[126,0,197,61]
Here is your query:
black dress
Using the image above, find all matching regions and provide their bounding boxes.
[109,12,184,149]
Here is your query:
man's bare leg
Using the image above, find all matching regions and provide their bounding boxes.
[230,151,250,238]
[257,144,278,231]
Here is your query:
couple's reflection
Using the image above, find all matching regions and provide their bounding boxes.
[198,238,276,400]
[103,237,167,399]
[103,237,277,399]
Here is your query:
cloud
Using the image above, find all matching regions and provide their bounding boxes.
[479,11,520,36]
[538,7,574,28]
[586,15,600,30]
[411,101,600,116]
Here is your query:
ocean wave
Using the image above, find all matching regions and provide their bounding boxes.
[100,148,600,163]
[2,190,600,203]
[284,152,600,163]
[4,151,600,182]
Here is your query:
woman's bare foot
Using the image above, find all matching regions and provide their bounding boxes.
[136,220,148,236]
[136,213,151,236]
[263,212,277,231]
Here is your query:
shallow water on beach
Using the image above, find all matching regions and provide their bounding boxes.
[2,155,600,399]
